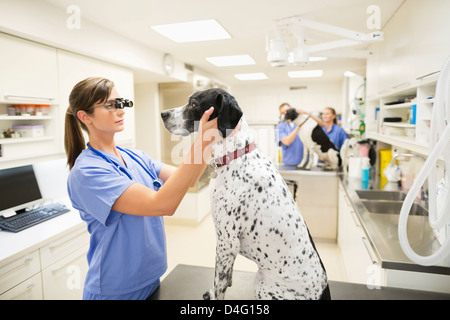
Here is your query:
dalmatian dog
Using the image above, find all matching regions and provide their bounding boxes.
[161,88,330,300]
[284,108,341,170]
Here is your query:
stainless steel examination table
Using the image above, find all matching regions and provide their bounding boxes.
[149,264,450,300]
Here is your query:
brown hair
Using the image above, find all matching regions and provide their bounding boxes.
[64,77,114,169]
[324,107,338,124]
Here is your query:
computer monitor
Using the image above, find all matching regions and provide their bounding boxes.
[0,165,42,217]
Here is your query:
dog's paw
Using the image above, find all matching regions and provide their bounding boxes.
[203,289,215,300]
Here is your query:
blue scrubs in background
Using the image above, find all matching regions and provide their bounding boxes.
[322,124,348,150]
[67,147,167,300]
[276,121,304,165]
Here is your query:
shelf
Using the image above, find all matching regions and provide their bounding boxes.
[0,115,53,120]
[382,122,415,128]
[382,102,414,109]
[0,136,54,144]
[0,152,62,163]
[367,132,428,155]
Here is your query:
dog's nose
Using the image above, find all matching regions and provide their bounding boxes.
[161,111,170,120]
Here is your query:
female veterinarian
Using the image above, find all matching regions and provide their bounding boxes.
[64,77,218,300]
[298,106,348,150]
[276,102,304,165]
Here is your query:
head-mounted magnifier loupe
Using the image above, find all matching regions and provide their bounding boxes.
[114,98,133,109]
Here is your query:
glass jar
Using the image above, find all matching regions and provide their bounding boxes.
[40,105,50,115]
[7,106,16,116]
[26,105,36,115]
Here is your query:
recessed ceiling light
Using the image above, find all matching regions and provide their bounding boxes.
[309,56,328,62]
[206,55,255,67]
[234,73,268,81]
[288,70,323,78]
[150,19,231,43]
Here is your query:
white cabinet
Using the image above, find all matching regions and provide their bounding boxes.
[40,226,89,300]
[338,182,384,286]
[364,0,450,155]
[0,33,58,103]
[0,273,43,300]
[40,227,89,269]
[0,34,60,166]
[0,225,89,300]
[0,250,41,296]
[42,246,88,300]
[296,174,338,240]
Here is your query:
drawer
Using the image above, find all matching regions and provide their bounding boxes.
[0,250,40,295]
[40,226,89,269]
[42,246,88,300]
[0,273,43,300]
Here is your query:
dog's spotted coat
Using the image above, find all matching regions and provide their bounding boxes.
[161,89,329,300]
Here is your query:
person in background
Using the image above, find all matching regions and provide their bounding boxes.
[276,102,304,166]
[299,106,348,150]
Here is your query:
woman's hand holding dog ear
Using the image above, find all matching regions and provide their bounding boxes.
[197,107,222,149]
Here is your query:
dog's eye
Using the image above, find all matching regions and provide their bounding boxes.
[191,103,196,107]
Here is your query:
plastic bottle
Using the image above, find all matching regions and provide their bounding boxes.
[361,157,370,190]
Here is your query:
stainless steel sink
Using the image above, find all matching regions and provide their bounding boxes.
[361,200,428,216]
[356,190,406,201]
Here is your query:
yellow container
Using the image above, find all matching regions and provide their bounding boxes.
[379,149,392,189]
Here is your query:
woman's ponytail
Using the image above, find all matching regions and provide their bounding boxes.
[64,107,86,169]
[63,77,114,169]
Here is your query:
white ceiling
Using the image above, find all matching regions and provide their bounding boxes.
[44,0,404,86]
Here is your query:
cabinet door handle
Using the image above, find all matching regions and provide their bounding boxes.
[1,257,33,279]
[4,95,55,101]
[48,228,86,250]
[343,194,361,227]
[362,236,378,264]
[349,209,361,227]
[392,82,410,89]
[51,252,85,274]
[10,284,35,300]
[416,70,439,81]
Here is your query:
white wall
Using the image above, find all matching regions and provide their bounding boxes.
[230,81,344,124]
[134,82,162,160]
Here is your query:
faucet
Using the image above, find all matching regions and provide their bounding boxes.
[390,153,428,207]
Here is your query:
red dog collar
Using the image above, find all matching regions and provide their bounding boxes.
[211,142,257,168]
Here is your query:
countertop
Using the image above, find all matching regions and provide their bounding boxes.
[275,164,338,177]
[150,264,450,300]
[340,176,450,275]
[0,197,84,266]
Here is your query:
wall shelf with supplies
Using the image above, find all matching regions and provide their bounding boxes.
[365,76,437,156]
[0,102,59,165]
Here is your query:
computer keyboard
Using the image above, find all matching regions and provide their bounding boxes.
[0,203,70,233]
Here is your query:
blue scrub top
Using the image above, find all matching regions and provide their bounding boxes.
[322,124,348,150]
[276,122,304,165]
[67,147,167,300]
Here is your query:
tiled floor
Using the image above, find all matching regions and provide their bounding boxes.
[163,213,347,282]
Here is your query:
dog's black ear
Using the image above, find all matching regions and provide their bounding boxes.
[215,92,243,138]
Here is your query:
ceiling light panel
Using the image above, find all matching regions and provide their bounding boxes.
[150,19,231,43]
[206,55,255,67]
[288,70,323,78]
[234,73,268,81]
